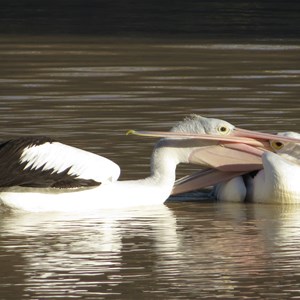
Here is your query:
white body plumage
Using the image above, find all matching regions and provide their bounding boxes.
[0,139,180,212]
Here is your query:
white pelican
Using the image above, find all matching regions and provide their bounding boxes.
[173,131,300,204]
[245,132,300,203]
[0,115,298,212]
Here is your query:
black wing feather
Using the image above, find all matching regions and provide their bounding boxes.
[0,136,101,188]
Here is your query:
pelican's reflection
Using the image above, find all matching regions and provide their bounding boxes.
[2,203,300,299]
[0,205,179,298]
[162,202,300,298]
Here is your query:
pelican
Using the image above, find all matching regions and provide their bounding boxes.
[173,131,300,204]
[0,115,298,212]
[245,132,300,203]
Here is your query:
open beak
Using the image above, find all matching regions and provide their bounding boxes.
[171,141,265,195]
[128,127,300,196]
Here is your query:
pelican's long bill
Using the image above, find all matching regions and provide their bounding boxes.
[128,127,300,196]
[127,129,300,145]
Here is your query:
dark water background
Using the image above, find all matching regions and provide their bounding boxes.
[1,1,300,299]
[1,0,300,38]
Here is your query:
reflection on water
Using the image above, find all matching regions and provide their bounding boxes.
[0,36,300,299]
[0,206,178,299]
[2,203,300,299]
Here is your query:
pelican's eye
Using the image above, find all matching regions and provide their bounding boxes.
[271,140,284,151]
[218,125,230,135]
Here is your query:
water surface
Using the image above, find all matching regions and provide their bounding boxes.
[2,203,300,299]
[0,36,300,299]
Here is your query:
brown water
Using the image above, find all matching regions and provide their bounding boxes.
[0,36,300,299]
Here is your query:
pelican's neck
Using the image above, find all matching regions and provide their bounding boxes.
[104,139,193,205]
[132,139,191,190]
[250,152,300,203]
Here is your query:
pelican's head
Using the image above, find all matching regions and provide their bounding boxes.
[270,132,300,164]
[170,114,235,136]
[139,115,267,172]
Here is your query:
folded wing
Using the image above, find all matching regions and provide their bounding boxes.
[0,137,120,188]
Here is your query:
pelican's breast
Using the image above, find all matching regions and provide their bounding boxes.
[251,152,300,204]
